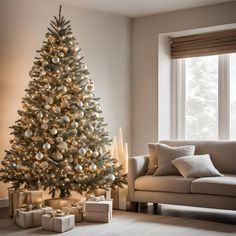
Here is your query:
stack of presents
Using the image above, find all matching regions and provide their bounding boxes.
[9,189,115,233]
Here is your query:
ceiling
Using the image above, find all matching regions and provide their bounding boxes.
[56,0,233,17]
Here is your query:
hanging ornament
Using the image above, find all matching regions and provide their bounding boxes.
[76,101,83,108]
[35,152,44,160]
[61,115,70,123]
[92,151,99,158]
[61,100,69,108]
[53,106,61,114]
[79,147,86,156]
[86,149,93,157]
[25,173,32,180]
[44,104,51,110]
[39,161,48,169]
[51,128,58,135]
[63,165,72,173]
[45,83,51,90]
[89,163,97,172]
[71,121,78,128]
[37,112,43,120]
[41,123,49,130]
[58,52,65,58]
[72,140,78,146]
[71,129,78,135]
[47,97,54,104]
[72,45,79,52]
[63,47,68,53]
[85,84,95,92]
[108,174,115,183]
[43,142,51,150]
[56,136,63,143]
[10,163,17,169]
[65,77,72,83]
[75,164,83,172]
[57,141,68,150]
[24,129,33,138]
[65,65,70,72]
[54,151,63,161]
[52,56,60,64]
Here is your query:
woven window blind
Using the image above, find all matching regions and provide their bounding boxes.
[171,29,236,59]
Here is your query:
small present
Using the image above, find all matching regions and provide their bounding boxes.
[111,186,132,210]
[84,200,112,223]
[44,198,78,209]
[86,188,111,200]
[15,206,53,228]
[42,213,75,233]
[62,203,83,223]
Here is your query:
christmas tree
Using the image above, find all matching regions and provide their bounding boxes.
[0,6,126,198]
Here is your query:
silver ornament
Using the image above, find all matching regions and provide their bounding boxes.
[24,129,33,138]
[72,140,78,146]
[39,161,48,169]
[56,136,63,143]
[89,163,97,172]
[58,52,65,58]
[71,121,78,128]
[79,147,86,156]
[54,151,63,161]
[53,106,61,114]
[92,151,99,158]
[65,77,72,83]
[60,85,67,93]
[10,163,17,169]
[37,112,43,120]
[43,142,51,150]
[41,123,49,130]
[57,142,68,150]
[61,115,70,123]
[47,97,54,104]
[72,45,79,52]
[44,104,50,110]
[76,101,83,108]
[75,164,83,172]
[64,165,72,173]
[51,128,58,135]
[52,56,60,64]
[85,84,95,92]
[25,173,32,180]
[65,65,70,72]
[35,152,44,160]
[108,174,115,182]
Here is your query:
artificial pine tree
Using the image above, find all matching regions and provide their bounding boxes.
[0,6,126,198]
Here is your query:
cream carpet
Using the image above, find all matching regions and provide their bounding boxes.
[0,208,236,236]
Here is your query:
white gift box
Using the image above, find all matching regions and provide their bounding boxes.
[15,207,53,228]
[84,200,112,223]
[42,214,75,233]
[61,206,83,223]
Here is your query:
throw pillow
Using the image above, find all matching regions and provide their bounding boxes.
[172,154,223,178]
[153,144,195,176]
[146,143,161,175]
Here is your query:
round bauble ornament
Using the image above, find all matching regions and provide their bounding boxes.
[37,112,43,120]
[47,97,54,104]
[71,121,78,128]
[61,100,69,108]
[39,161,48,169]
[76,101,83,108]
[80,134,87,140]
[82,64,88,70]
[53,106,61,114]
[63,165,72,173]
[41,123,49,130]
[63,47,68,54]
[65,65,70,72]
[79,147,86,156]
[52,56,60,64]
[85,84,95,92]
[56,136,63,143]
[11,144,17,150]
[72,45,79,52]
[10,162,17,169]
[89,163,97,172]
[43,142,51,150]
[54,151,63,161]
[72,140,78,146]
[45,83,51,90]
[35,152,44,161]
[51,128,58,135]
[71,129,78,135]
[75,164,83,172]
[25,173,32,180]
[58,52,65,58]
[108,174,115,183]
[92,151,99,158]
[24,129,33,138]
[58,85,67,94]
[44,104,50,110]
[61,115,70,123]
[57,141,68,150]
[65,77,72,83]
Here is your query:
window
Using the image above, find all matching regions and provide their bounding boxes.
[172,53,236,140]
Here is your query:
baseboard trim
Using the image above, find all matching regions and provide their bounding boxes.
[0,198,9,208]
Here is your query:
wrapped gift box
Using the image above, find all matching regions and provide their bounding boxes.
[85,189,111,200]
[9,189,43,217]
[45,198,78,209]
[15,206,53,228]
[84,200,112,223]
[111,186,132,210]
[42,214,75,233]
[62,205,83,223]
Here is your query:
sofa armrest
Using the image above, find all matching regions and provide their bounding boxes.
[128,155,149,201]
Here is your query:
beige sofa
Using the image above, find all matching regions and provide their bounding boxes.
[128,140,236,211]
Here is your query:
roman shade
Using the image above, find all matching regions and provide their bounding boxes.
[171,29,236,59]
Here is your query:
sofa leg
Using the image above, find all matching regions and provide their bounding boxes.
[153,203,159,214]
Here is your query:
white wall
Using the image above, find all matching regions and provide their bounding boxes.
[0,0,130,199]
[131,2,236,156]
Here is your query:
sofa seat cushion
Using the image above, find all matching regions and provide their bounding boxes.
[191,174,236,197]
[135,175,194,193]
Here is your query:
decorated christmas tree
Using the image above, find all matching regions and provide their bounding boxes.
[0,6,126,198]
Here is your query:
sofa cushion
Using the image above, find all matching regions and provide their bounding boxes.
[146,144,159,175]
[191,174,236,197]
[172,154,223,178]
[135,175,194,193]
[153,143,195,176]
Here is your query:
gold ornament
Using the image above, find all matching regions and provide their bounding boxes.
[25,173,32,180]
[41,123,49,130]
[37,112,43,120]
[47,97,54,104]
[61,115,70,123]
[56,136,63,143]
[60,100,69,108]
[57,141,68,150]
[54,151,63,161]
[63,165,72,173]
[86,149,93,157]
[53,106,61,114]
[39,161,49,169]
